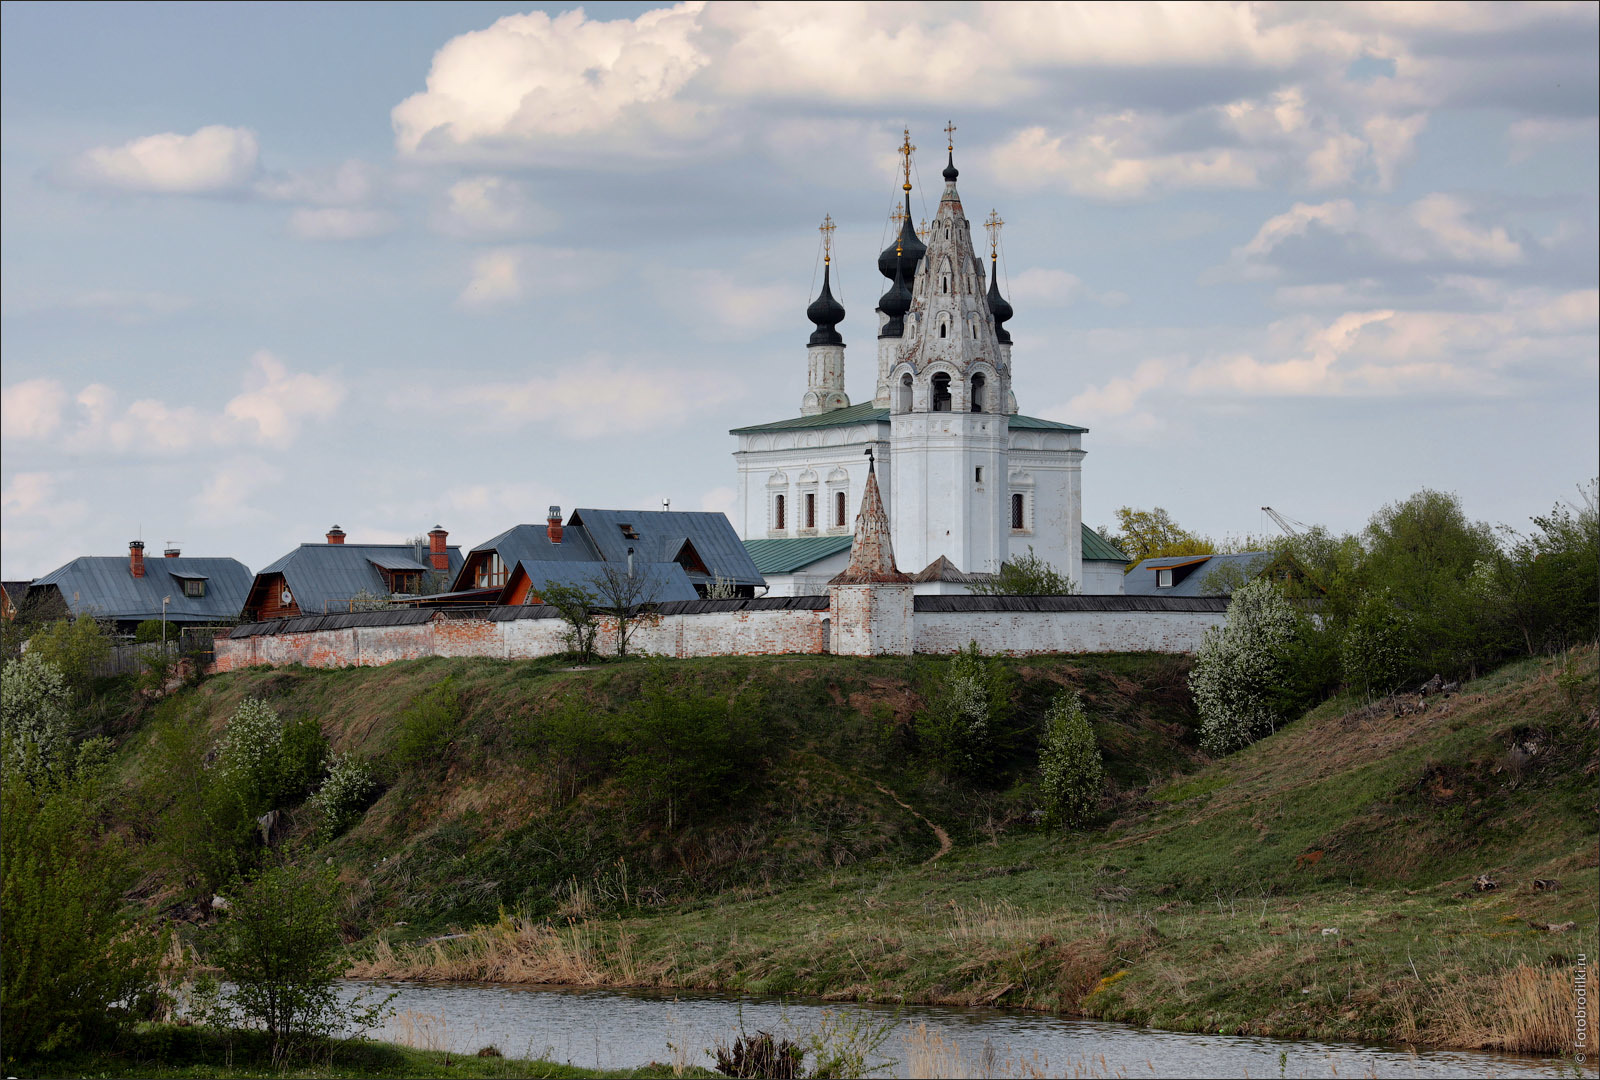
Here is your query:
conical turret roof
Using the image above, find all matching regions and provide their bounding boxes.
[830,457,910,584]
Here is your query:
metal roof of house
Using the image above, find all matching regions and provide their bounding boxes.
[251,543,463,616]
[366,552,432,572]
[743,534,855,574]
[460,523,602,576]
[510,559,700,604]
[29,556,253,623]
[1081,526,1130,564]
[1123,551,1273,597]
[731,405,1085,435]
[566,508,765,586]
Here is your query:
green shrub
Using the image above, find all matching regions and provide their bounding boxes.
[390,677,462,771]
[215,698,327,813]
[133,619,167,645]
[309,753,378,840]
[1190,579,1300,755]
[1,737,164,1062]
[1037,689,1103,827]
[917,641,1012,780]
[1341,591,1418,697]
[23,617,110,696]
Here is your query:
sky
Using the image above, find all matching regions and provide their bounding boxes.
[2,1,1596,579]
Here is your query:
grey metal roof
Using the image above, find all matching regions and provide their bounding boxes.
[366,553,432,572]
[457,523,602,584]
[250,543,464,616]
[566,508,765,586]
[231,608,439,637]
[28,555,253,623]
[1123,552,1272,597]
[510,559,700,604]
[914,594,1229,612]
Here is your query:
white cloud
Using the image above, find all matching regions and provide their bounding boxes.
[192,456,285,523]
[3,289,194,324]
[654,268,792,339]
[393,3,710,158]
[256,159,379,205]
[224,351,346,445]
[1,379,68,439]
[1005,268,1127,307]
[432,355,741,438]
[68,125,259,193]
[438,175,547,238]
[458,249,525,308]
[288,207,396,240]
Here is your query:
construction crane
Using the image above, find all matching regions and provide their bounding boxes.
[1261,506,1312,537]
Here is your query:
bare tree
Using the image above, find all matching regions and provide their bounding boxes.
[585,562,661,658]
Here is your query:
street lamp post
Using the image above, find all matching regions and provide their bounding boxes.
[162,595,170,655]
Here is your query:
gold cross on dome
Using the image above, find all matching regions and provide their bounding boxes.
[944,120,957,151]
[898,127,915,192]
[984,209,1005,258]
[890,202,907,225]
[819,214,835,264]
[917,217,929,241]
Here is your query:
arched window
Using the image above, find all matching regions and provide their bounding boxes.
[942,275,949,294]
[939,321,947,338]
[1011,493,1025,530]
[774,494,786,531]
[931,373,952,412]
[804,491,816,529]
[971,322,978,339]
[897,373,913,412]
[835,490,847,527]
[971,373,986,412]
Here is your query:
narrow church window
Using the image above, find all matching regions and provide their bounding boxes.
[931,373,952,412]
[775,494,786,531]
[939,322,947,338]
[898,373,913,412]
[805,492,816,529]
[971,373,986,412]
[1012,493,1025,530]
[835,490,847,527]
[975,467,984,483]
[971,322,978,339]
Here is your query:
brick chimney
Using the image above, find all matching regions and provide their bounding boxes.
[427,525,449,571]
[129,540,146,578]
[163,546,180,558]
[546,506,563,545]
[326,525,345,545]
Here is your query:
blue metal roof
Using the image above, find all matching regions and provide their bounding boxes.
[511,559,699,604]
[1123,551,1272,597]
[564,509,764,586]
[29,555,253,623]
[251,543,463,616]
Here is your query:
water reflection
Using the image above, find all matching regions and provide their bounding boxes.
[341,980,1564,1078]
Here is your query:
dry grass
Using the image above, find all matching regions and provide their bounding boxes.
[349,913,610,985]
[1421,963,1583,1055]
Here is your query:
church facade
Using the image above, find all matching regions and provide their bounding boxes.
[733,133,1120,596]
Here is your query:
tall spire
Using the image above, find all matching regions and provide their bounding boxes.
[876,127,925,339]
[830,449,910,584]
[802,213,849,416]
[806,214,845,345]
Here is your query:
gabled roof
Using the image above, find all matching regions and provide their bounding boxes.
[458,523,602,587]
[29,556,253,623]
[507,559,700,604]
[565,508,764,586]
[912,556,993,584]
[251,543,463,616]
[743,534,855,574]
[731,405,1086,435]
[1123,551,1273,597]
[1080,526,1130,564]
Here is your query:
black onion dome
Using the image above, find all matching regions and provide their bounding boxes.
[807,264,846,346]
[943,150,958,182]
[877,195,927,282]
[987,262,1014,344]
[878,261,913,339]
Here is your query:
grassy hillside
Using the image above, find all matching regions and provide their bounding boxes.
[119,646,1597,1053]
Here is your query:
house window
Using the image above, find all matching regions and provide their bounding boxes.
[389,571,420,594]
[181,578,206,598]
[805,492,816,529]
[931,373,952,412]
[1011,493,1025,530]
[835,490,847,527]
[1157,568,1174,588]
[619,523,639,540]
[475,553,508,588]
[774,494,786,531]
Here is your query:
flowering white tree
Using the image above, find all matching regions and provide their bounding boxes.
[1190,578,1300,755]
[0,654,73,772]
[308,752,377,840]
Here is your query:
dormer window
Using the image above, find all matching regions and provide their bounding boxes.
[181,578,206,598]
[475,553,508,588]
[619,524,639,540]
[1157,568,1174,588]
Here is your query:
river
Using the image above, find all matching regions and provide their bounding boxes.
[338,979,1570,1078]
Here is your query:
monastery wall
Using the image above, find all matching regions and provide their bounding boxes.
[211,596,1226,673]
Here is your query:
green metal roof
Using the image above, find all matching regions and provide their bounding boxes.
[731,405,1085,435]
[743,534,855,574]
[1081,525,1129,563]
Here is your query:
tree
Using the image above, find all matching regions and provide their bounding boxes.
[1037,689,1103,827]
[2,734,164,1062]
[0,655,72,774]
[1189,578,1300,755]
[969,547,1078,596]
[538,581,602,662]
[917,641,1012,780]
[1109,506,1214,567]
[1341,590,1417,698]
[199,863,388,1064]
[1482,480,1599,654]
[23,617,111,696]
[586,563,662,658]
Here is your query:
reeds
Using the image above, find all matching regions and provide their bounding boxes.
[348,912,606,985]
[1424,962,1580,1055]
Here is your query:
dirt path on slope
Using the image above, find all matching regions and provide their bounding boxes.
[876,783,953,863]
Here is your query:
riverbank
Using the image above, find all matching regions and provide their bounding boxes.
[349,649,1597,1055]
[19,1023,703,1079]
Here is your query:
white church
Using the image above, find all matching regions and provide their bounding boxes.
[732,131,1129,597]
